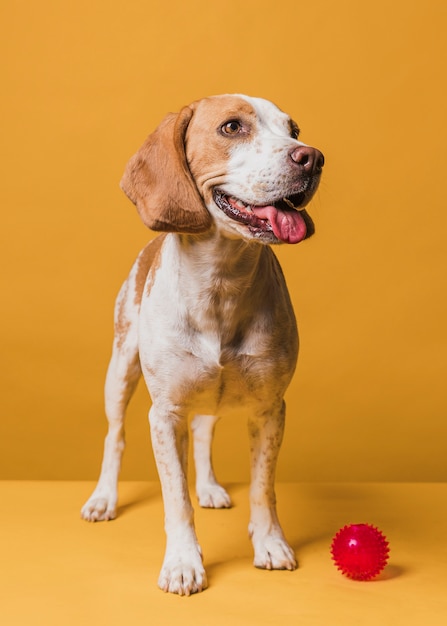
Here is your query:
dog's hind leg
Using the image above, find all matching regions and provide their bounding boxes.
[81,277,142,522]
[191,414,232,508]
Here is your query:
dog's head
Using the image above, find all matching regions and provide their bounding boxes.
[120,94,324,244]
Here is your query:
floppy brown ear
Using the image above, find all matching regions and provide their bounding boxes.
[120,106,212,233]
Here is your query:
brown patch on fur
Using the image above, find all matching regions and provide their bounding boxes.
[186,96,257,204]
[134,234,167,305]
[115,283,131,350]
[114,235,167,350]
[120,110,212,234]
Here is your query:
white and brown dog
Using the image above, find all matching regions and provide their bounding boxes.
[82,94,324,595]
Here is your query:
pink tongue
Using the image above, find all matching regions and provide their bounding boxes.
[251,205,307,244]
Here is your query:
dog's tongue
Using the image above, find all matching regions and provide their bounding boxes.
[251,205,307,244]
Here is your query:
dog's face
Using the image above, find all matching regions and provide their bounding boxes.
[121,94,324,244]
[186,95,324,244]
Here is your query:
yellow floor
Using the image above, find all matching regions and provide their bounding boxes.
[1,482,446,625]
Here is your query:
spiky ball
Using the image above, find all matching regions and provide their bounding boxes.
[331,523,389,581]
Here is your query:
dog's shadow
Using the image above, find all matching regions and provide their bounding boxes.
[116,483,161,517]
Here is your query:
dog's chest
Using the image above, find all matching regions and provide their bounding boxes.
[176,325,285,413]
[140,290,297,414]
[138,238,298,414]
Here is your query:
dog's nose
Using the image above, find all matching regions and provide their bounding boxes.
[290,146,325,175]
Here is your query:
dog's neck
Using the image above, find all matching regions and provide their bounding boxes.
[176,231,265,294]
[168,231,274,342]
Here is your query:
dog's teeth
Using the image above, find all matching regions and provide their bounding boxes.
[232,197,248,210]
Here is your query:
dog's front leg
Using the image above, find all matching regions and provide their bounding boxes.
[149,405,207,595]
[248,400,297,571]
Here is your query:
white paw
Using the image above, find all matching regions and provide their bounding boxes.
[251,530,297,571]
[81,495,117,522]
[197,483,232,509]
[158,548,207,596]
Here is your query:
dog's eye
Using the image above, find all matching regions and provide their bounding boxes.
[221,120,243,135]
[290,121,300,140]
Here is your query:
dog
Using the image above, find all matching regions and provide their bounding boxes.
[81,94,324,595]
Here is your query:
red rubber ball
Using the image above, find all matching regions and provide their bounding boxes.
[331,523,390,580]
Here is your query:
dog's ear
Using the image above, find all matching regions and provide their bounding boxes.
[120,106,212,233]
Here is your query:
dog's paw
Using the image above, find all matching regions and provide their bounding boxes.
[81,495,117,522]
[196,483,232,509]
[251,529,297,571]
[158,548,208,596]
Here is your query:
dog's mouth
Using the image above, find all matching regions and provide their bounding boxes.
[213,189,314,244]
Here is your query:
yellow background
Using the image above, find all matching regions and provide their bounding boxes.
[1,0,446,482]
